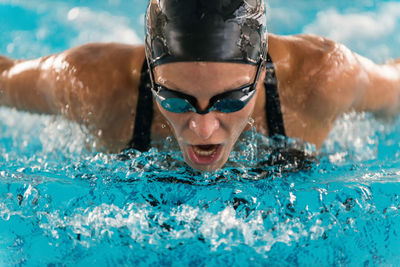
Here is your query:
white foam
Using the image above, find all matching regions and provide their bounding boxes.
[323,112,383,162]
[40,117,89,155]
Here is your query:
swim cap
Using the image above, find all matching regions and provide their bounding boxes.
[145,0,267,67]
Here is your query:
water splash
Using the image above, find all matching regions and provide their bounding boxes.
[0,107,400,265]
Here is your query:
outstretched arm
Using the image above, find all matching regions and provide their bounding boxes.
[0,54,61,114]
[297,36,400,118]
[0,44,147,151]
[351,56,400,115]
[270,34,400,147]
[0,43,145,117]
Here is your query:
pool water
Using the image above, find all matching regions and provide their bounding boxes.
[2,1,400,266]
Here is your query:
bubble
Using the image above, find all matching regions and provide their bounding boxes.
[248,117,255,127]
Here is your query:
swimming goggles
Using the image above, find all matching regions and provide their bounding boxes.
[147,58,265,115]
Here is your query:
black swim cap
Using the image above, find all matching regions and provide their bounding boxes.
[145,0,267,67]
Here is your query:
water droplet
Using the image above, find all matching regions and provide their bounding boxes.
[248,117,255,126]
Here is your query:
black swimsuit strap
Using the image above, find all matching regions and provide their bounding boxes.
[264,53,286,137]
[126,60,154,152]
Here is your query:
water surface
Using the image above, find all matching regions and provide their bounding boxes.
[1,1,400,266]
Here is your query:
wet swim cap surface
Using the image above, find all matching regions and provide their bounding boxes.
[145,0,267,66]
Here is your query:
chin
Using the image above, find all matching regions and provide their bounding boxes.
[186,160,225,172]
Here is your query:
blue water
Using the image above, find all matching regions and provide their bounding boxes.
[2,1,400,266]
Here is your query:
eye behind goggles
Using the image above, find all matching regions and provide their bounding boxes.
[152,82,257,114]
[147,45,266,115]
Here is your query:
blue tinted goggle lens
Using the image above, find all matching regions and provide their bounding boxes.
[161,98,193,113]
[214,99,245,113]
[160,97,246,114]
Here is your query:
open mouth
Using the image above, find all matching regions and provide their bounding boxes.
[187,144,223,165]
[193,144,219,156]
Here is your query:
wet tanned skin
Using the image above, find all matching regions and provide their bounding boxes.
[1,34,400,170]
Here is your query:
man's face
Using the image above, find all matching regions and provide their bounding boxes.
[153,62,263,171]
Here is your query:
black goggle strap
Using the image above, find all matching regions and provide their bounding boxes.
[146,55,156,91]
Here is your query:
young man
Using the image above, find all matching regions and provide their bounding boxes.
[0,0,399,171]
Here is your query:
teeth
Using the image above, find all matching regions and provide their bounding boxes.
[193,145,219,157]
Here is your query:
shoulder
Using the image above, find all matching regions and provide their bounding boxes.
[65,42,145,59]
[270,34,359,89]
[269,34,360,116]
[50,43,147,151]
[269,33,336,53]
[55,43,146,97]
[63,43,146,75]
[269,33,353,78]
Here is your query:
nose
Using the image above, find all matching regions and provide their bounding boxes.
[189,112,220,140]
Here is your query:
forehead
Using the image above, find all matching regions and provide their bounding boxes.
[153,62,256,92]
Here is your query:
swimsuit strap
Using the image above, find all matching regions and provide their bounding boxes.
[126,60,154,152]
[264,53,286,137]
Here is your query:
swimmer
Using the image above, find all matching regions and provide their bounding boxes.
[1,0,400,171]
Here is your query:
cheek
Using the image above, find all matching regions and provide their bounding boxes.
[223,113,247,128]
[225,97,257,130]
[156,102,187,133]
